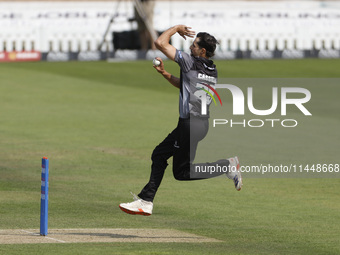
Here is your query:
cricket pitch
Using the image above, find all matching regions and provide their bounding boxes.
[0,228,221,244]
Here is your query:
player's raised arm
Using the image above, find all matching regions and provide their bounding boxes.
[154,25,195,61]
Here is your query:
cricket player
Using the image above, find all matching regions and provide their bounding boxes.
[119,25,242,216]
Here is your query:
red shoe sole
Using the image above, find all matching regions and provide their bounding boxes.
[119,205,151,216]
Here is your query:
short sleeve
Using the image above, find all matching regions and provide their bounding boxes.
[174,50,194,73]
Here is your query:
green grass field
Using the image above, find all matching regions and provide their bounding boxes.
[0,59,339,254]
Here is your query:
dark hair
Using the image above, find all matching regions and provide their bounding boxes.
[196,32,218,58]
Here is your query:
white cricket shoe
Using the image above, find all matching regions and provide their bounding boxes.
[226,156,242,191]
[119,192,153,216]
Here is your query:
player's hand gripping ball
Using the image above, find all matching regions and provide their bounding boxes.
[153,58,161,67]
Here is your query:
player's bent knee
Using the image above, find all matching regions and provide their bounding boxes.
[173,171,189,181]
[151,150,161,161]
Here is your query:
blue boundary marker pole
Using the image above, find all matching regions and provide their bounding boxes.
[40,157,49,236]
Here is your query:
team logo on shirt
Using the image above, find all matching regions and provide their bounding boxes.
[196,83,222,106]
[195,83,222,115]
[195,74,220,114]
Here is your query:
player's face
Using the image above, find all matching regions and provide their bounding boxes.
[190,38,205,57]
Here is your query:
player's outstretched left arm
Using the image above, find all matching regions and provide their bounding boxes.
[154,25,195,61]
[153,57,180,89]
